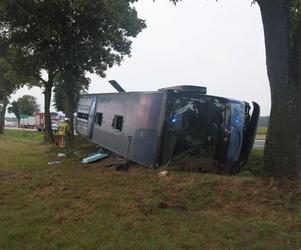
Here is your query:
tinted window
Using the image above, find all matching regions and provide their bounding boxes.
[112,115,123,131]
[96,113,103,126]
[78,112,89,120]
[162,95,225,163]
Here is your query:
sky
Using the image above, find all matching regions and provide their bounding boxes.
[9,0,271,116]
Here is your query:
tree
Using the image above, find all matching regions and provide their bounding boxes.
[15,95,39,116]
[7,101,19,126]
[53,72,89,136]
[0,0,146,143]
[258,0,301,178]
[0,62,15,133]
[0,49,30,133]
[0,30,51,141]
[170,0,301,178]
[8,95,39,126]
[53,0,146,137]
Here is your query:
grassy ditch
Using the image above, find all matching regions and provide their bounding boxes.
[0,130,300,249]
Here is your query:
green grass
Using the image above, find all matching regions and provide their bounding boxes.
[0,131,301,249]
[1,129,44,142]
[243,149,264,176]
[256,127,268,140]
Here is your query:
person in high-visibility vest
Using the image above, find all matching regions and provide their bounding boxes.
[57,118,70,148]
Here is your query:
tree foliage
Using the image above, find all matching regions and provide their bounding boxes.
[0,0,145,77]
[0,47,35,133]
[0,60,15,105]
[0,60,14,133]
[8,95,39,118]
[0,0,146,82]
[7,101,19,120]
[53,73,89,114]
[0,0,146,142]
[0,48,34,104]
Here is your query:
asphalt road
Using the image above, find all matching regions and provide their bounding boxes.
[254,140,265,149]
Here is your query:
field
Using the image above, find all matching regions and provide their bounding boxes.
[0,130,300,249]
[256,127,267,140]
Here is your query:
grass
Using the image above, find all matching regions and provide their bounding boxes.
[0,130,301,249]
[1,129,44,142]
[243,149,264,176]
[256,127,268,140]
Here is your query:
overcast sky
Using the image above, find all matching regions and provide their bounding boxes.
[10,0,270,116]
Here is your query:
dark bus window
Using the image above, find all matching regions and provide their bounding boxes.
[78,112,89,120]
[112,115,123,131]
[96,113,103,126]
[162,95,224,164]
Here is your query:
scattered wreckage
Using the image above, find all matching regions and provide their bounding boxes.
[75,81,259,173]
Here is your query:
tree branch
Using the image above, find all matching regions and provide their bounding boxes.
[38,76,47,84]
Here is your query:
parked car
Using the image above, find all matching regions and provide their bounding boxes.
[51,122,59,132]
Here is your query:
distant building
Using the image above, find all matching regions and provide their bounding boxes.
[5,117,17,127]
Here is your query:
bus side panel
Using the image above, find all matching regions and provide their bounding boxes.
[91,93,165,167]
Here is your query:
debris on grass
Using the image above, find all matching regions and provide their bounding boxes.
[57,153,66,158]
[104,159,130,171]
[105,160,126,167]
[158,171,169,177]
[115,162,129,171]
[48,161,62,165]
[81,152,108,164]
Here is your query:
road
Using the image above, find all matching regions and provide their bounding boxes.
[5,127,36,132]
[254,140,265,149]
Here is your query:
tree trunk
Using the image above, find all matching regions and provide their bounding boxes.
[258,0,301,177]
[63,67,76,140]
[65,93,74,140]
[0,98,8,134]
[43,75,54,144]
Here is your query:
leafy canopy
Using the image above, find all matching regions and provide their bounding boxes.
[0,49,34,109]
[0,59,15,104]
[8,95,40,118]
[53,73,90,114]
[0,0,146,79]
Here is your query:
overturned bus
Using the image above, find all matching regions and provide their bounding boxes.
[75,83,259,173]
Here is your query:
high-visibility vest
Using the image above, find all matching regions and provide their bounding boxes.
[58,122,68,136]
